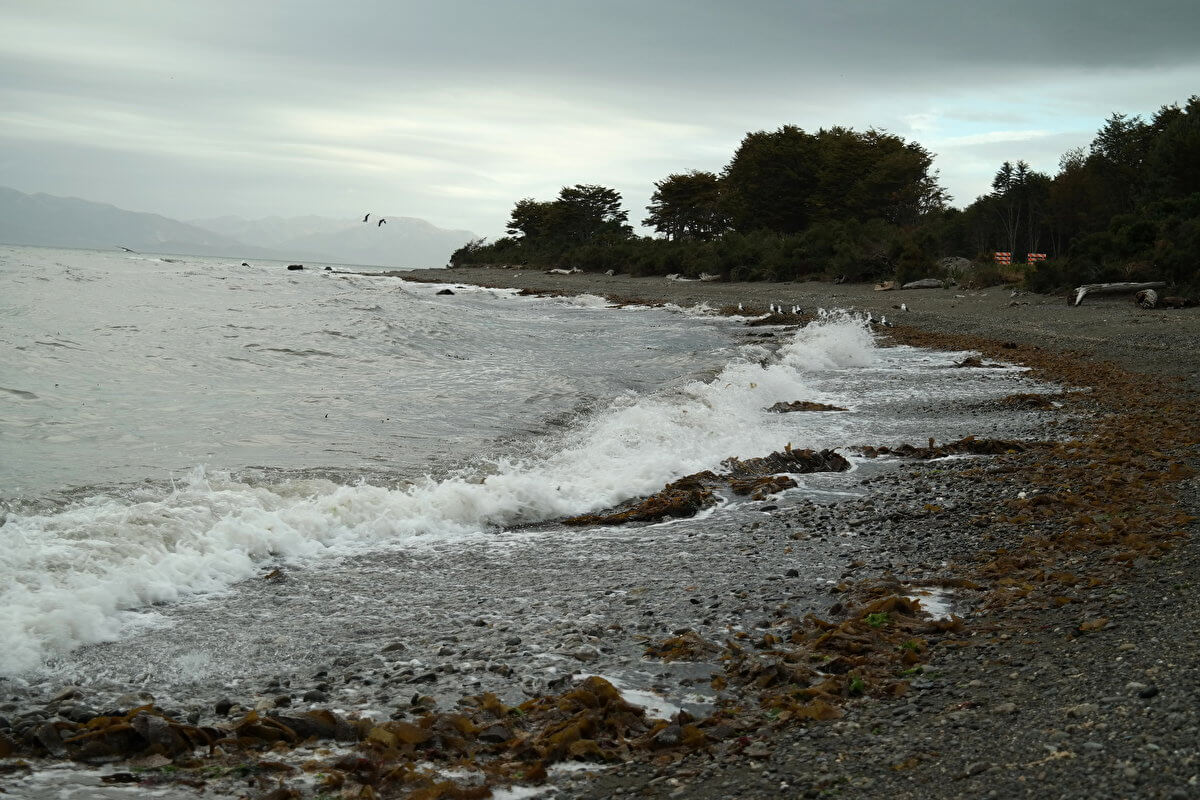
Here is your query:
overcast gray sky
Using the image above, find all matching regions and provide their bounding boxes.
[1,0,1197,238]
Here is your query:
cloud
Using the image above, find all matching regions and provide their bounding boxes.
[0,1,1197,234]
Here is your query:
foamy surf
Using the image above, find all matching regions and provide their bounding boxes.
[0,314,878,676]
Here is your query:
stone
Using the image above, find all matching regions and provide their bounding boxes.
[50,686,82,703]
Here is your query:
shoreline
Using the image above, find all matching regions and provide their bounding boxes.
[394,268,1200,799]
[393,266,1200,390]
[3,268,1197,799]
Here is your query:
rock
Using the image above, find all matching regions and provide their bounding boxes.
[1065,703,1099,717]
[1139,686,1160,699]
[241,262,249,266]
[302,690,328,703]
[129,712,191,755]
[58,705,99,723]
[29,721,66,757]
[652,723,682,748]
[572,646,600,662]
[436,288,455,295]
[381,641,407,653]
[991,702,1018,715]
[744,742,772,758]
[504,636,522,646]
[50,686,82,703]
[273,695,292,708]
[785,569,800,578]
[938,256,973,273]
[214,698,235,716]
[287,264,304,270]
[478,722,512,743]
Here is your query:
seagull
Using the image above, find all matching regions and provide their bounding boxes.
[362,213,370,223]
[377,218,387,227]
[117,246,137,253]
[900,303,908,312]
[737,303,743,311]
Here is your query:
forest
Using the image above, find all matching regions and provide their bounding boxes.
[452,96,1200,292]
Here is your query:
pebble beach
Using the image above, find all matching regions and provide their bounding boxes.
[3,265,1198,799]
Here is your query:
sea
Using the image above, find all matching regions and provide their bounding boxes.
[0,244,1049,720]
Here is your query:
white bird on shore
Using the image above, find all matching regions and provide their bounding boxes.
[901,303,908,312]
[737,302,743,311]
[880,315,890,327]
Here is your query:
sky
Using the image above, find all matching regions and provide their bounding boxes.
[1,1,1197,239]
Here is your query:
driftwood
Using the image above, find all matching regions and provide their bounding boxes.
[1071,281,1166,306]
[1136,290,1196,309]
[902,278,944,290]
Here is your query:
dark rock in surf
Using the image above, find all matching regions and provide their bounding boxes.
[767,401,848,413]
[287,264,304,270]
[437,288,455,295]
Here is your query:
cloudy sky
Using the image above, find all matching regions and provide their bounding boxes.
[1,1,1197,238]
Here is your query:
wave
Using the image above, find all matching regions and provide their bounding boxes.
[0,313,876,676]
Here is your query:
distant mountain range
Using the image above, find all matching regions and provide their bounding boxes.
[0,186,476,268]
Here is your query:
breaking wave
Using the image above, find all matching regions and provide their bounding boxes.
[0,314,876,676]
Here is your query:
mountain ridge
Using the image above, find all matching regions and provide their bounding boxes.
[0,187,475,267]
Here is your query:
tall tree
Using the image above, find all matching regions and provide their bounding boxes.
[643,171,728,240]
[721,125,945,235]
[504,185,631,247]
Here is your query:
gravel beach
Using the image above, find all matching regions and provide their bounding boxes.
[397,268,1200,800]
[2,267,1196,799]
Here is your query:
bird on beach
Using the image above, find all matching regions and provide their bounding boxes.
[377,218,387,227]
[362,213,370,223]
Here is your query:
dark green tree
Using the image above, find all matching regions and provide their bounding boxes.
[643,170,728,240]
[721,125,945,235]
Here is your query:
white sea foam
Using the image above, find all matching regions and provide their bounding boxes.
[0,314,877,676]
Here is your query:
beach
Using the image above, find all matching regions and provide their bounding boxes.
[2,260,1198,799]
[398,266,1200,391]
[395,267,1200,799]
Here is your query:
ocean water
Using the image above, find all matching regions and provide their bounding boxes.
[0,245,1044,684]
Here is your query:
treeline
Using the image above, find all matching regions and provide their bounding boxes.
[452,96,1200,291]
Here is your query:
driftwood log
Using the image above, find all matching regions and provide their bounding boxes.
[902,278,945,290]
[1071,281,1166,306]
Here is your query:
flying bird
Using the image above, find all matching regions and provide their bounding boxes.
[377,218,387,227]
[362,213,370,223]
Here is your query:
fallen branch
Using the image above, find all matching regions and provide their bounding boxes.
[1071,281,1166,306]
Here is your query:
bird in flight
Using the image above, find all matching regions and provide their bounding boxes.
[377,218,387,227]
[362,213,370,223]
